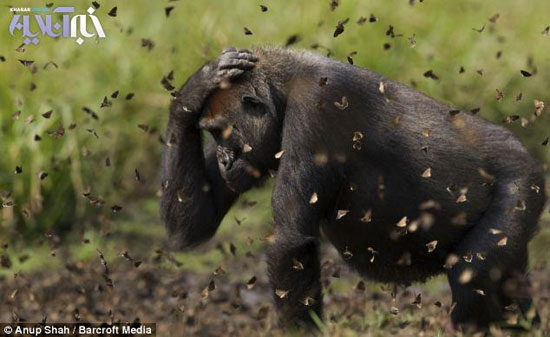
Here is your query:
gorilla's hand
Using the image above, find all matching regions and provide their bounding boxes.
[174,48,258,127]
[216,47,258,82]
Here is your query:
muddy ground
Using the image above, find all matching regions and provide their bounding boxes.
[1,238,548,337]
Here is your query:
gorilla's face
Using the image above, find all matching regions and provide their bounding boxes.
[199,77,283,192]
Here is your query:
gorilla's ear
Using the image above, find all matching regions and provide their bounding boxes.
[241,93,263,106]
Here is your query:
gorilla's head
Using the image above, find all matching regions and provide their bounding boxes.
[199,69,285,192]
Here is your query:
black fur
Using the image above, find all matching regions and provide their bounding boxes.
[160,47,546,329]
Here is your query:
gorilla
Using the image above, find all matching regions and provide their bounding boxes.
[160,47,546,329]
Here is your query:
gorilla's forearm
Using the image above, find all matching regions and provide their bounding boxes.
[160,128,238,249]
[160,69,238,250]
[160,49,259,249]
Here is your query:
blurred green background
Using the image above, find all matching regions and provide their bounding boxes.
[0,0,548,271]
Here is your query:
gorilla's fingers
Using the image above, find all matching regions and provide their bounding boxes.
[238,52,259,61]
[236,51,258,61]
[217,68,244,79]
[219,58,256,70]
[222,47,236,54]
[221,51,259,62]
[235,48,252,54]
[217,48,258,81]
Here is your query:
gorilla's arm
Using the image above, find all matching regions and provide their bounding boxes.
[160,49,257,249]
[268,167,336,326]
[267,92,344,326]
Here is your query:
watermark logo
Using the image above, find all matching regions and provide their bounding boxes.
[9,6,106,46]
[3,325,13,335]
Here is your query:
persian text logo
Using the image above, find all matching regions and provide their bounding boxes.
[9,6,106,46]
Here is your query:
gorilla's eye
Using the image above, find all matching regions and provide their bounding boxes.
[241,94,263,106]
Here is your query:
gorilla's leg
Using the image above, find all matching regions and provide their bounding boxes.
[447,168,545,328]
